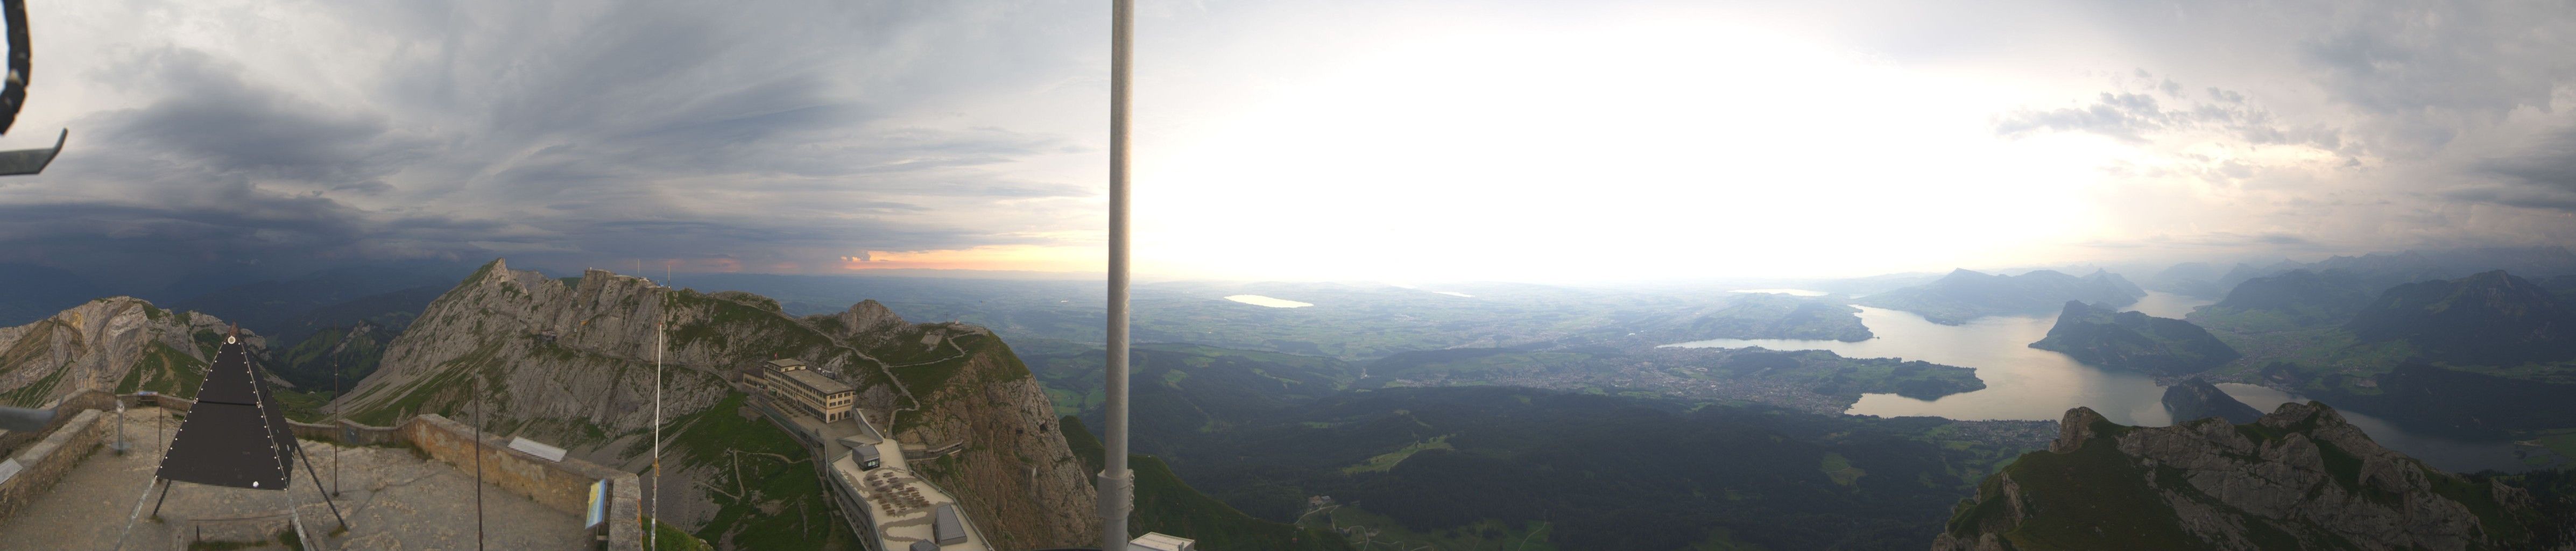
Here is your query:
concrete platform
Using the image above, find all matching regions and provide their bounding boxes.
[0,408,591,550]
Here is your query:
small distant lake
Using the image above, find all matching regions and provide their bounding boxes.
[1224,295,1314,308]
[1728,288,1829,296]
[1663,291,2534,473]
[1433,291,1474,298]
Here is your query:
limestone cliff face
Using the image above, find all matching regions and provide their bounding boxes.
[0,297,260,406]
[1935,403,2567,551]
[887,324,1100,549]
[336,259,1094,547]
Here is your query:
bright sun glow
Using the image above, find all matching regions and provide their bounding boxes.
[1127,14,2115,282]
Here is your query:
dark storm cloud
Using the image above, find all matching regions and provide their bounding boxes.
[2464,128,2576,211]
[71,48,434,189]
[2478,128,2576,190]
[1,0,1108,284]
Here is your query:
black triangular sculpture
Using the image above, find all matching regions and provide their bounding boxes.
[156,336,295,490]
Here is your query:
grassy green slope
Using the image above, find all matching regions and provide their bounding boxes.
[1064,416,1356,551]
[664,392,859,550]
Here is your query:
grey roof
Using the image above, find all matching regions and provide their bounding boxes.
[781,368,853,395]
[933,503,966,545]
[766,358,807,369]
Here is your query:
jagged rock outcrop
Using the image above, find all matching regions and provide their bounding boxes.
[2162,378,2263,425]
[2030,301,2239,376]
[818,299,909,347]
[0,297,260,406]
[335,259,1097,547]
[1935,403,2570,551]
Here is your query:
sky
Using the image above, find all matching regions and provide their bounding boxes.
[4,0,2576,287]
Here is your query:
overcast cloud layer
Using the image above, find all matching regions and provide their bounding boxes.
[4,0,2575,286]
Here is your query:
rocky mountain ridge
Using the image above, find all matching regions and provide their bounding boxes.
[1936,402,2570,550]
[332,258,1097,548]
[0,296,260,406]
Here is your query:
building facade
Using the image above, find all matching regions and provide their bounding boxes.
[750,358,856,422]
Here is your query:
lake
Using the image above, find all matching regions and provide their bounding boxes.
[1664,291,2536,473]
[1224,294,1314,308]
[1728,288,1830,296]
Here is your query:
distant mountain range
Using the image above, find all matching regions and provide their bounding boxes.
[1854,269,2147,325]
[2029,301,2240,376]
[2143,261,2228,298]
[2188,269,2576,441]
[2346,270,2575,367]
[1938,403,2575,550]
[2194,269,2380,330]
[170,261,478,344]
[1628,292,1874,343]
[2150,246,2576,301]
[0,263,105,328]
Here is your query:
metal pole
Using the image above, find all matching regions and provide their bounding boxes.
[651,318,664,550]
[150,479,173,518]
[474,377,485,551]
[1100,1,1137,548]
[332,359,340,497]
[292,441,348,530]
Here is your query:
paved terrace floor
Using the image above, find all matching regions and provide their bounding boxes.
[0,408,590,550]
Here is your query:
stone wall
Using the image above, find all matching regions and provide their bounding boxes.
[0,399,640,550]
[130,394,401,446]
[0,390,116,457]
[398,414,643,550]
[0,410,105,521]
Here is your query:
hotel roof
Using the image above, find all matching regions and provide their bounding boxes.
[781,368,853,395]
